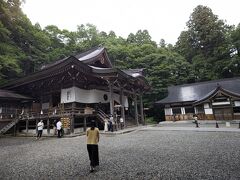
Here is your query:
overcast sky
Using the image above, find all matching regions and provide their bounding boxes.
[22,0,240,45]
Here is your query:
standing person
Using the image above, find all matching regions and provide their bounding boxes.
[109,115,114,132]
[36,120,44,139]
[193,114,199,128]
[120,117,124,129]
[56,120,62,138]
[104,118,108,132]
[86,120,100,172]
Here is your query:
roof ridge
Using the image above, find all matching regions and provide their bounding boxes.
[171,77,240,88]
[74,46,104,59]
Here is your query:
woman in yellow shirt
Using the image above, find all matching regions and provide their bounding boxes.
[86,120,100,172]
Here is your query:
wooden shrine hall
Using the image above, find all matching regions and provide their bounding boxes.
[156,78,240,121]
[0,46,150,135]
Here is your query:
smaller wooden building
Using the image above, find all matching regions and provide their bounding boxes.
[156,78,240,121]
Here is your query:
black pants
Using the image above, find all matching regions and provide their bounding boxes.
[57,129,61,138]
[120,123,124,129]
[109,122,113,132]
[87,144,99,167]
[37,130,43,138]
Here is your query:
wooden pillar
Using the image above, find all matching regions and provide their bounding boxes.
[83,117,87,132]
[134,93,139,126]
[70,102,76,134]
[109,82,114,116]
[36,119,39,134]
[120,88,126,128]
[71,115,75,134]
[13,119,17,136]
[26,118,29,133]
[47,118,50,135]
[140,94,145,125]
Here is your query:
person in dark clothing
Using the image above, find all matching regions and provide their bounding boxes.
[86,120,100,172]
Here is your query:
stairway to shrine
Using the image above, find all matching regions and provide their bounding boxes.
[0,119,19,135]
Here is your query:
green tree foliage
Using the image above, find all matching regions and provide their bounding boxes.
[175,5,238,80]
[127,30,157,47]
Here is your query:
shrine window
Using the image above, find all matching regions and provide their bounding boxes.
[185,107,194,113]
[172,108,181,114]
[67,91,71,100]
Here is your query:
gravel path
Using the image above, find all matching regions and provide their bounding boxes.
[0,128,240,180]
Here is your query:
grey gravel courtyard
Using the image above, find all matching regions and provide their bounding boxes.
[0,128,240,180]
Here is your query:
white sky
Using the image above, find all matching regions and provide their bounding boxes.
[22,0,240,45]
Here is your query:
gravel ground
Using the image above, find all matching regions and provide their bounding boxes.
[0,128,240,180]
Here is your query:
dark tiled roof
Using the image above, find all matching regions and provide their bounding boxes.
[0,90,32,100]
[75,47,104,61]
[41,46,112,70]
[194,86,240,105]
[156,77,240,104]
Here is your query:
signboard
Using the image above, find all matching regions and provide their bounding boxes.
[61,117,70,128]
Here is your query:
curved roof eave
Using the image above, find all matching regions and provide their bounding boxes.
[0,90,32,100]
[77,47,113,68]
[89,66,117,74]
[155,100,195,105]
[194,86,240,105]
[1,56,91,89]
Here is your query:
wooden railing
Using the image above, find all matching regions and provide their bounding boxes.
[0,107,96,121]
[0,109,22,121]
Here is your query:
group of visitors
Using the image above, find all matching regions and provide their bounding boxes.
[104,115,124,132]
[36,119,63,139]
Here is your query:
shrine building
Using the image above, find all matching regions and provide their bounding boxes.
[156,78,240,121]
[0,46,150,135]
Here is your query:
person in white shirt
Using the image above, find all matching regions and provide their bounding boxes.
[109,115,114,132]
[37,120,44,139]
[56,120,62,138]
[120,117,124,129]
[104,118,108,132]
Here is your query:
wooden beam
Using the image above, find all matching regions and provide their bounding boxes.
[120,88,126,128]
[47,118,50,135]
[134,93,139,126]
[71,115,75,134]
[109,82,114,116]
[140,94,145,125]
[26,118,29,133]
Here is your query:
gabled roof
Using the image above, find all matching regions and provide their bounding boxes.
[75,46,113,68]
[0,90,32,100]
[194,86,240,105]
[1,47,150,91]
[156,77,240,104]
[41,46,112,70]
